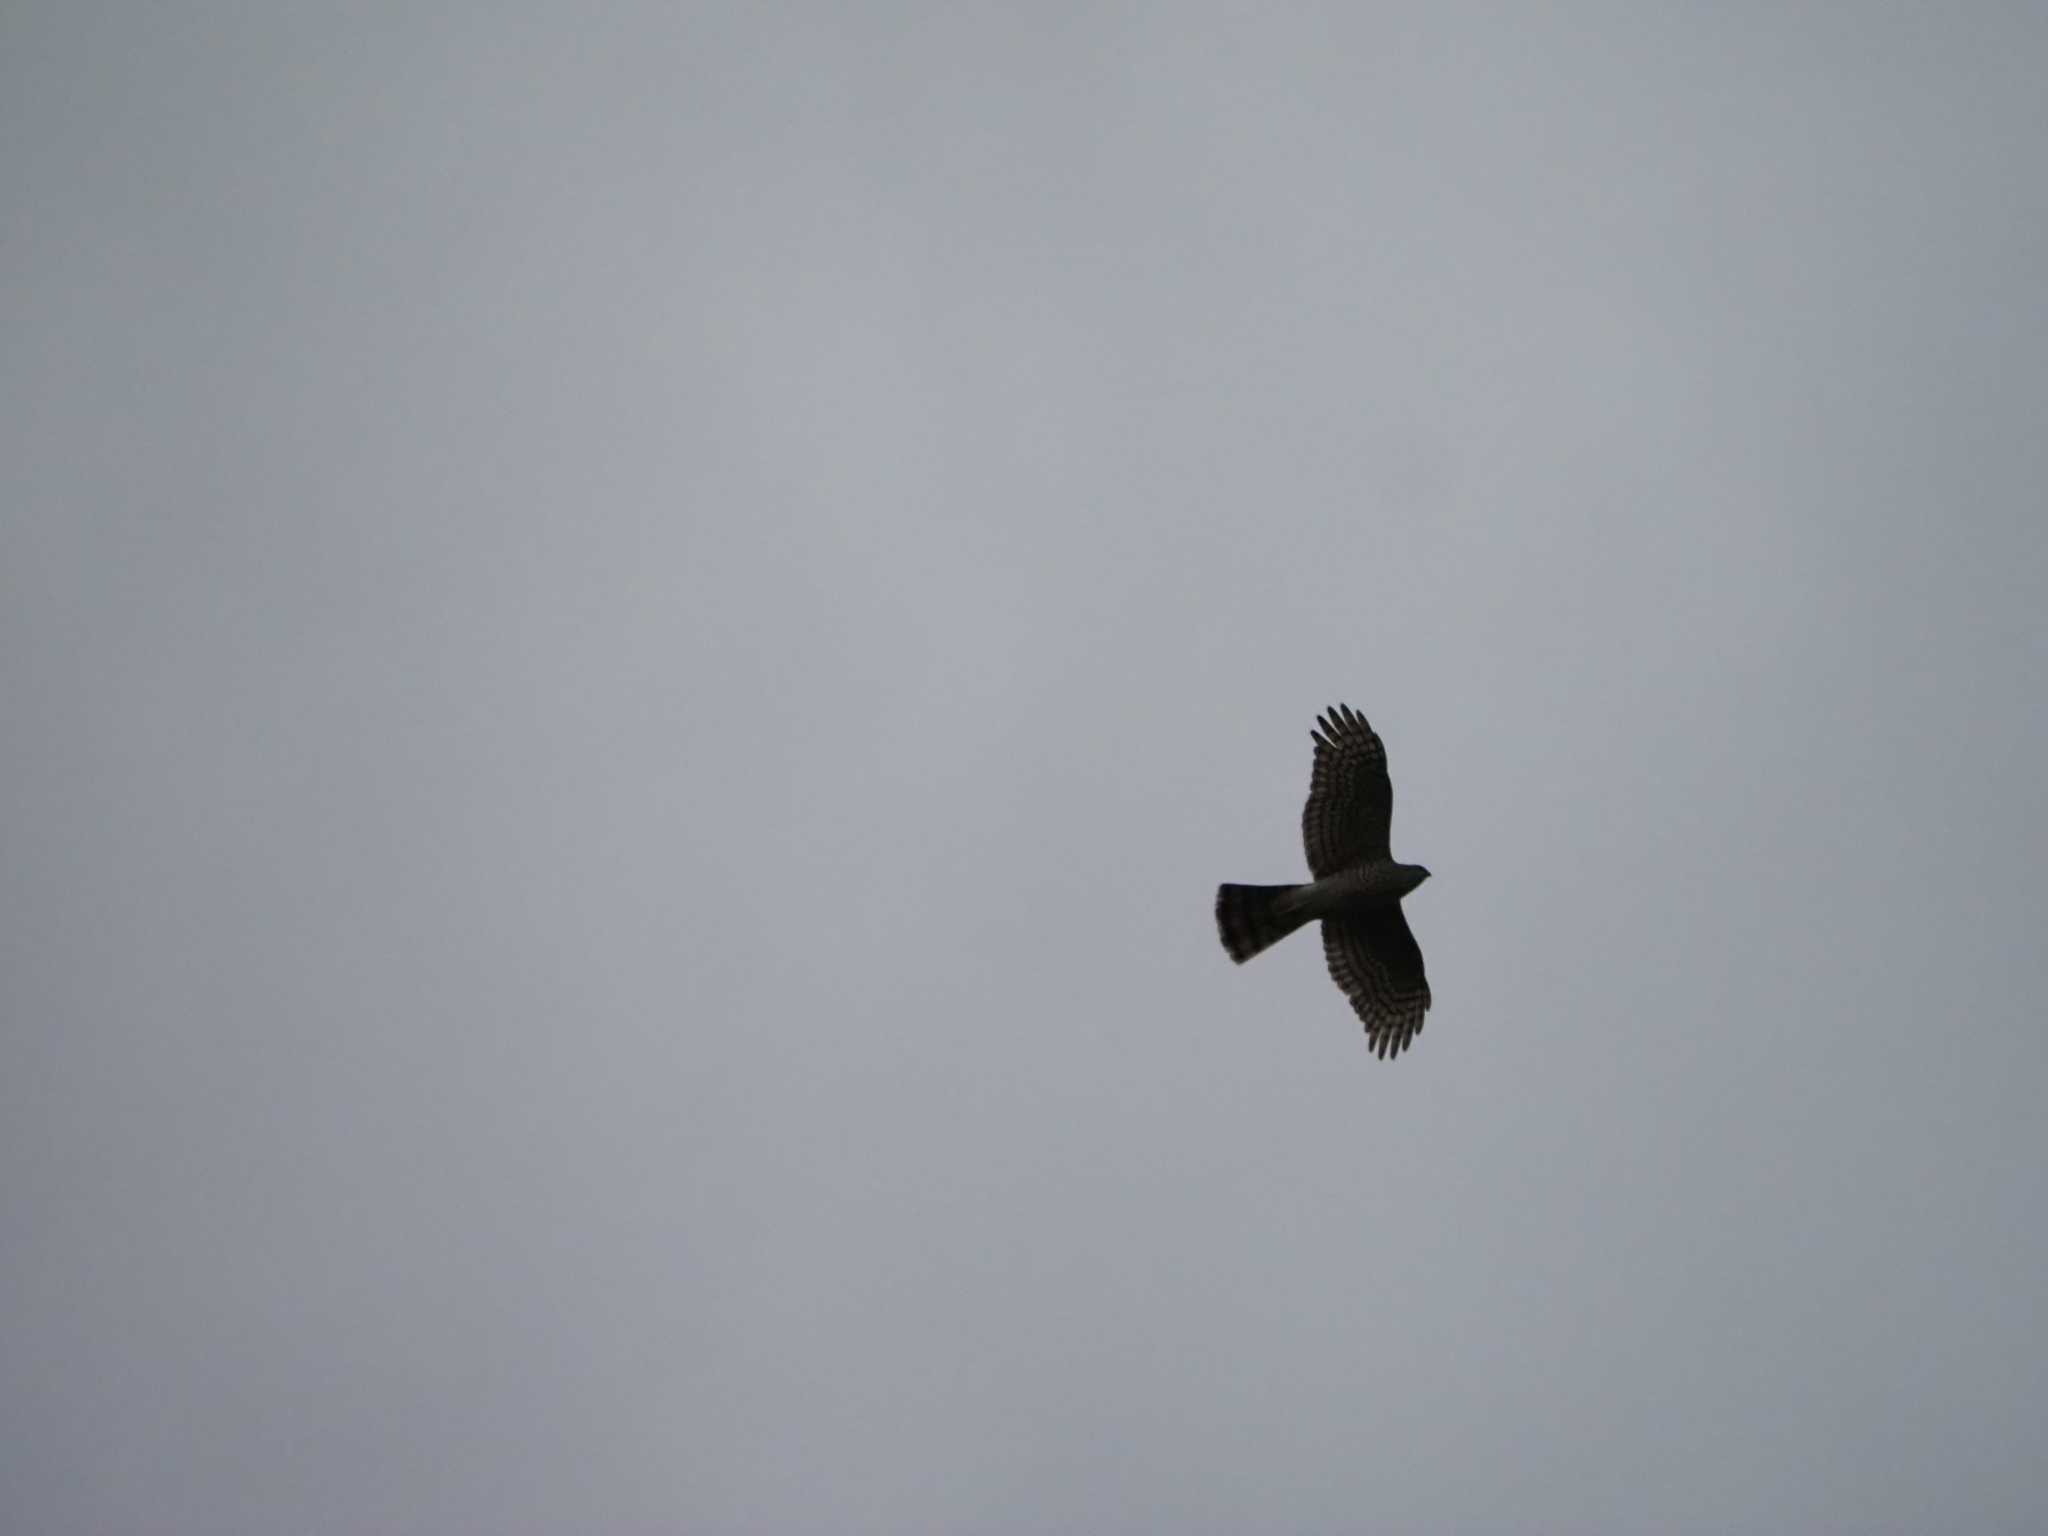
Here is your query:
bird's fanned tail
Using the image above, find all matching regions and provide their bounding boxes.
[1215,883,1313,963]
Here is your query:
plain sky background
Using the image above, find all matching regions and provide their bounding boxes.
[5,5,2046,1532]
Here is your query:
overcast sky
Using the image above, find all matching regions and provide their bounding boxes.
[5,5,2046,1533]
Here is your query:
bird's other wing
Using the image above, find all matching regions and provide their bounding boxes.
[1302,703,1393,876]
[1322,905,1431,1059]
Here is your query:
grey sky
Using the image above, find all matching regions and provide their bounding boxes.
[5,5,2045,1532]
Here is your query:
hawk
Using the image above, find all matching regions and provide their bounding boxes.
[1215,704,1433,1057]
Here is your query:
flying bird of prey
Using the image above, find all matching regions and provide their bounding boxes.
[1215,705,1433,1057]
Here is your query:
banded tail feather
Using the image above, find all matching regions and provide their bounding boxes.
[1215,882,1313,963]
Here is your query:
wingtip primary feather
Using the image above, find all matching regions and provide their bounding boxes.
[1318,704,1370,739]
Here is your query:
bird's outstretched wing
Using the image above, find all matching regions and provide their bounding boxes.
[1302,703,1393,876]
[1322,906,1431,1058]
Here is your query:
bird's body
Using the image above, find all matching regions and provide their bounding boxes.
[1215,704,1433,1058]
[1294,861,1432,911]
